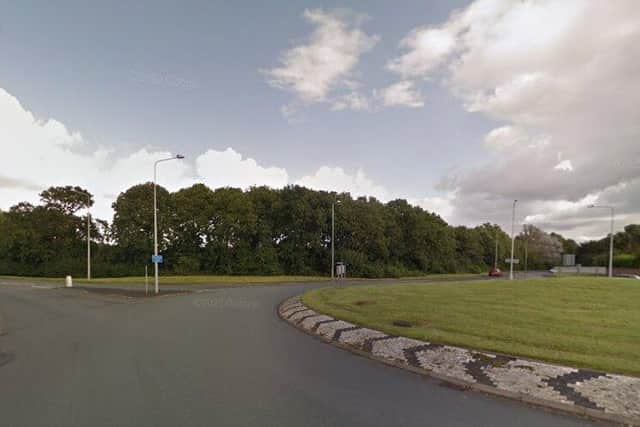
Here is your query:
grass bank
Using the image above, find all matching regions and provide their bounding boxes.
[302,277,640,376]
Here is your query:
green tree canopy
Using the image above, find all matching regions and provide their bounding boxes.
[40,185,93,214]
[4,181,633,278]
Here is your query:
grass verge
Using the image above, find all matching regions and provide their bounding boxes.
[0,275,328,286]
[86,275,329,285]
[392,273,483,281]
[302,276,640,376]
[0,276,65,284]
[0,272,482,286]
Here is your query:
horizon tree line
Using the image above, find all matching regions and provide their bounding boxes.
[0,184,637,278]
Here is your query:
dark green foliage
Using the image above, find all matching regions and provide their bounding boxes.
[39,185,93,214]
[0,188,100,276]
[111,182,171,266]
[6,182,624,278]
[612,254,639,268]
[576,224,640,267]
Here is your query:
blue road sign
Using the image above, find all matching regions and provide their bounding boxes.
[151,255,164,264]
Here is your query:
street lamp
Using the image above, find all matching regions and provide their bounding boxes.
[509,199,518,280]
[523,224,531,280]
[71,189,92,281]
[587,204,615,278]
[331,199,341,280]
[494,227,499,270]
[153,154,185,294]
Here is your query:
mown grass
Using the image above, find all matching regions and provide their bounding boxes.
[0,272,481,286]
[0,276,66,284]
[393,273,483,281]
[302,277,640,376]
[0,275,328,286]
[87,275,329,285]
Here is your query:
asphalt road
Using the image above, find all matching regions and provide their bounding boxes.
[0,280,597,427]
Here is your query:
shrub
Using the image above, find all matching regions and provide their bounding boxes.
[614,253,639,268]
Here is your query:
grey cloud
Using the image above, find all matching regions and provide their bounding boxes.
[392,0,640,238]
[0,175,41,191]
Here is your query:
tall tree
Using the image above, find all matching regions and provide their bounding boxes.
[169,183,216,273]
[474,223,511,269]
[40,185,93,214]
[0,200,88,276]
[111,182,172,266]
[518,225,563,269]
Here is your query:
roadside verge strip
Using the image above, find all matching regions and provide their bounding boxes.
[279,296,640,426]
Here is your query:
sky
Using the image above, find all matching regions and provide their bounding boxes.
[0,0,639,241]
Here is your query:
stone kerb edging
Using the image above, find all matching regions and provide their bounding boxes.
[278,296,640,426]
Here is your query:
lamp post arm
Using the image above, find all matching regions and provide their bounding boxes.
[152,155,185,294]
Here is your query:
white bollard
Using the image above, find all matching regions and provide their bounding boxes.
[65,275,73,288]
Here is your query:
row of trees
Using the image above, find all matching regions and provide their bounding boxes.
[573,224,640,268]
[1,183,632,278]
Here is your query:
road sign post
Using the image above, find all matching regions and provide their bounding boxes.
[336,262,346,284]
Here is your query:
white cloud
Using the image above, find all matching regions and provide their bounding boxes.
[263,9,379,109]
[517,179,640,241]
[195,148,288,190]
[294,166,456,219]
[554,159,574,172]
[0,88,286,219]
[484,125,525,150]
[0,87,459,223]
[409,192,456,220]
[295,166,389,201]
[382,11,459,110]
[387,26,457,78]
[0,88,194,220]
[375,80,424,108]
[331,91,371,111]
[390,0,640,238]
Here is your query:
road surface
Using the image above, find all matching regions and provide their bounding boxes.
[0,280,596,426]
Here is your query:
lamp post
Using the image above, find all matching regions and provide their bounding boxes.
[71,189,92,281]
[494,227,499,270]
[588,204,615,278]
[153,154,184,294]
[509,199,518,280]
[331,199,340,280]
[523,224,529,280]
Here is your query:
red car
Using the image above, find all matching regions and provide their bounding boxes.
[489,268,503,277]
